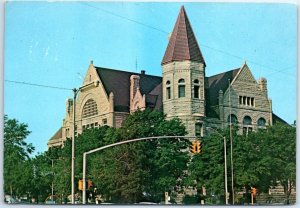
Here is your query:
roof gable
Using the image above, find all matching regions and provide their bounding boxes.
[161,6,205,65]
[49,127,62,141]
[231,63,256,85]
[95,67,162,112]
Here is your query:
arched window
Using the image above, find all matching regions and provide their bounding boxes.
[82,99,98,118]
[178,79,185,98]
[166,80,171,99]
[257,117,266,126]
[243,116,252,125]
[194,79,200,99]
[243,116,253,135]
[227,114,238,124]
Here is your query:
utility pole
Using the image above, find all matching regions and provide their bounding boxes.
[224,136,228,205]
[228,79,234,204]
[51,159,54,200]
[207,127,228,205]
[71,81,100,204]
[71,88,77,204]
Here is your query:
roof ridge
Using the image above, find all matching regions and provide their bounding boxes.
[95,66,162,78]
[208,67,240,78]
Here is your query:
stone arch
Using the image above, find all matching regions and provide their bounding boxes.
[82,99,98,118]
[257,117,266,126]
[78,93,101,119]
[243,115,252,125]
[227,114,238,124]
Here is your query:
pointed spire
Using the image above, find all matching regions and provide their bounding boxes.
[161,6,206,66]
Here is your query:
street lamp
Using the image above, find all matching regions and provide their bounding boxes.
[206,127,228,205]
[71,81,99,204]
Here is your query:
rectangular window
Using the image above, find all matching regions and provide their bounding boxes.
[103,119,107,125]
[247,97,250,106]
[167,87,171,99]
[178,85,185,98]
[95,122,98,127]
[243,96,246,105]
[243,127,247,135]
[194,86,199,98]
[251,98,254,106]
[91,123,94,128]
[239,96,242,104]
[195,123,203,137]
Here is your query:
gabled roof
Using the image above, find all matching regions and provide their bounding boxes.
[161,6,205,65]
[95,67,162,112]
[206,68,240,107]
[48,127,62,142]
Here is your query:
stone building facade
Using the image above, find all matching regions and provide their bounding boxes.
[48,6,283,148]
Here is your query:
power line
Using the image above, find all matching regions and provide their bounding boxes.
[5,80,72,91]
[79,2,295,79]
[80,2,168,34]
[264,65,296,78]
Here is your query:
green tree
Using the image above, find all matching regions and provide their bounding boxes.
[184,128,232,204]
[258,123,296,204]
[72,109,189,203]
[4,115,35,198]
[30,152,54,203]
[184,123,296,205]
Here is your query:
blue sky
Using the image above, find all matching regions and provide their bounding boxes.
[4,2,297,154]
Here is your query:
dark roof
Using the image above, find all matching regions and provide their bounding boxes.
[48,127,62,142]
[161,6,205,65]
[272,113,288,124]
[146,83,162,111]
[206,68,240,107]
[95,67,162,112]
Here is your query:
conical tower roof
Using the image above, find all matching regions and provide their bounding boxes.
[161,6,206,66]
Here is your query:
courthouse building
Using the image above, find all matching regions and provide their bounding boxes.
[48,6,284,148]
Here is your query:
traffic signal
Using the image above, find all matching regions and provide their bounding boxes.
[78,180,83,191]
[251,187,257,196]
[190,140,201,154]
[197,141,201,154]
[78,179,93,190]
[88,180,94,189]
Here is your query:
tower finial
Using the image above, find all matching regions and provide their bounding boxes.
[90,60,93,65]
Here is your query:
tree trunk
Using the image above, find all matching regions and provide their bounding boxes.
[10,184,13,197]
[286,180,292,204]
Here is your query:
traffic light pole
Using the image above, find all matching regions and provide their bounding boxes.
[82,136,198,204]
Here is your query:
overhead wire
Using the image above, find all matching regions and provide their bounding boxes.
[6,3,295,90]
[79,2,295,79]
[5,80,72,91]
